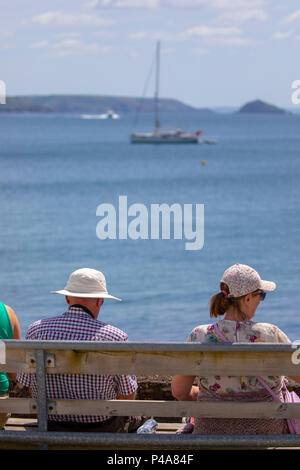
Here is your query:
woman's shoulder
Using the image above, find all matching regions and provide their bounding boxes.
[249,321,291,343]
[187,323,215,342]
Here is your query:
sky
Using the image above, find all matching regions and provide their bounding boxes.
[1,0,300,108]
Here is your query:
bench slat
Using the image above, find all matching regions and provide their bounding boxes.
[0,398,33,414]
[34,349,300,376]
[50,399,300,419]
[2,348,300,376]
[2,398,300,419]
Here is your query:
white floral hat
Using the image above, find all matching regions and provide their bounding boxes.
[221,264,276,298]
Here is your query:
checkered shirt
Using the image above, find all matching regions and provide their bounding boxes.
[17,306,138,423]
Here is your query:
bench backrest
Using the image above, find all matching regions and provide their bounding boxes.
[1,340,300,421]
[1,340,300,449]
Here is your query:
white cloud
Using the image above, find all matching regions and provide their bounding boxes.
[91,0,159,7]
[192,47,210,55]
[181,24,257,47]
[129,31,149,39]
[0,30,14,39]
[115,0,158,7]
[93,31,116,38]
[184,25,242,38]
[85,0,266,9]
[30,38,111,56]
[208,0,265,9]
[152,31,182,41]
[129,25,256,46]
[210,36,258,46]
[284,10,300,24]
[129,31,183,41]
[54,32,82,38]
[214,9,267,24]
[83,0,100,7]
[32,11,116,27]
[30,40,49,49]
[272,31,293,40]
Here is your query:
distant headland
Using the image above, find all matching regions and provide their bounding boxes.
[0,95,293,115]
[0,95,212,114]
[237,99,291,115]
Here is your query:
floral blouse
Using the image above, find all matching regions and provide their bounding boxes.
[187,319,291,395]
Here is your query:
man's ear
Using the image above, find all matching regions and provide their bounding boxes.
[65,296,70,305]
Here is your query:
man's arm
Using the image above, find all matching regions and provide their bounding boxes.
[116,391,136,400]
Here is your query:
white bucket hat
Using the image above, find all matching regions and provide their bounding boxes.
[51,268,121,301]
[221,264,276,298]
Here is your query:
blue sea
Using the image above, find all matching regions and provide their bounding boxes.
[0,111,299,341]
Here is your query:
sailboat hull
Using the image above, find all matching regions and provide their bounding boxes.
[130,133,199,144]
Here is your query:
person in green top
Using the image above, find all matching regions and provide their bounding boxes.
[0,303,20,429]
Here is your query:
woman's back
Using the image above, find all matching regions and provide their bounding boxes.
[188,319,290,395]
[172,264,294,435]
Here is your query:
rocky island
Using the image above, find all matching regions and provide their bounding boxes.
[238,99,290,115]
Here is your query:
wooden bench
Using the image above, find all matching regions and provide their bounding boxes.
[1,340,300,450]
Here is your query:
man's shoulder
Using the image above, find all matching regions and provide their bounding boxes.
[26,314,63,338]
[94,321,128,342]
[25,313,129,342]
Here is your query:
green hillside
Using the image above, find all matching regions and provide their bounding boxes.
[0,95,213,114]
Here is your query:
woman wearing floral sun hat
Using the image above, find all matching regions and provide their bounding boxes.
[172,263,300,435]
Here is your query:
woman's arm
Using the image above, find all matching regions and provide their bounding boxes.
[5,305,21,382]
[5,305,21,340]
[171,375,198,401]
[288,376,300,384]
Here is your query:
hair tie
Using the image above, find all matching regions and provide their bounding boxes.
[221,290,228,296]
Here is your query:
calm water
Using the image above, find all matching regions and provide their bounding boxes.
[0,111,299,341]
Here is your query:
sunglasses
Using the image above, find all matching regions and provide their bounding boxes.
[253,291,266,301]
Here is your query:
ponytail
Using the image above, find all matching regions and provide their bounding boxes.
[210,282,247,320]
[210,283,231,318]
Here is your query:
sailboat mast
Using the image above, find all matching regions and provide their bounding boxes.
[154,40,160,132]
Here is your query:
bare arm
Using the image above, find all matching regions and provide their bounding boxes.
[5,305,21,340]
[5,305,21,381]
[288,376,300,384]
[171,375,198,401]
[116,391,136,400]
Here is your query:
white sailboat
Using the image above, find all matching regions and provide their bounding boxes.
[130,41,203,144]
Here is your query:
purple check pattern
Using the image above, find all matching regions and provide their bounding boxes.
[17,306,137,423]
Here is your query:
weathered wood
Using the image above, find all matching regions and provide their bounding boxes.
[2,341,300,375]
[43,349,298,376]
[2,341,300,448]
[0,349,35,373]
[49,399,300,419]
[0,398,34,414]
[157,422,182,430]
[3,397,300,420]
[44,349,300,376]
[6,417,37,426]
[2,348,300,376]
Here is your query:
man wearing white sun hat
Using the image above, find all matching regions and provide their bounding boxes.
[17,268,145,433]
